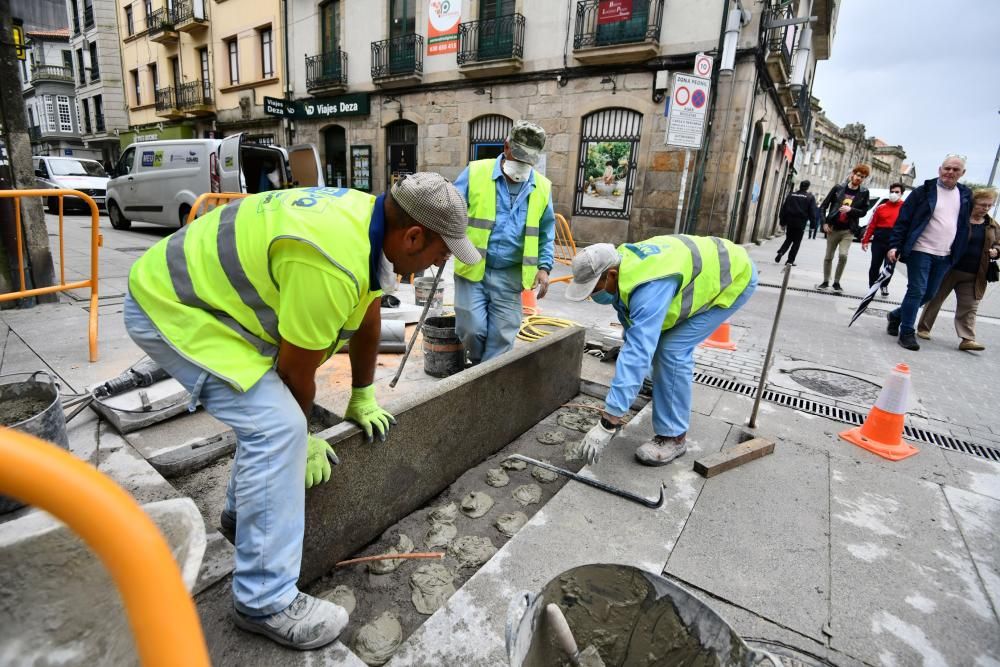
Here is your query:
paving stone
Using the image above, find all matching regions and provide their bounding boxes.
[944,486,1000,626]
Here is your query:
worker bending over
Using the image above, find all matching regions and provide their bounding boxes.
[453,120,557,364]
[565,236,757,465]
[124,175,478,650]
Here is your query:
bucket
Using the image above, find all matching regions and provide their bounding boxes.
[505,564,782,667]
[0,372,71,514]
[422,316,464,378]
[414,277,444,311]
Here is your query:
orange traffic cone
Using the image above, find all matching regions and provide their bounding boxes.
[699,321,737,351]
[839,363,918,461]
[522,288,540,316]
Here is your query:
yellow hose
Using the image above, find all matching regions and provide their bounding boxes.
[517,315,578,342]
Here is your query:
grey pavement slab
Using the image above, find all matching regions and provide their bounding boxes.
[829,460,1000,666]
[943,450,1000,502]
[944,486,1000,625]
[389,407,732,666]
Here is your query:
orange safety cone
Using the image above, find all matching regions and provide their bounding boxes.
[839,363,918,461]
[699,321,737,351]
[522,288,540,316]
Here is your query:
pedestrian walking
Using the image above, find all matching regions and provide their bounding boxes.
[453,120,557,365]
[563,236,757,467]
[123,175,478,649]
[808,193,822,239]
[818,164,871,291]
[775,180,818,266]
[886,154,973,351]
[861,182,906,296]
[917,186,999,351]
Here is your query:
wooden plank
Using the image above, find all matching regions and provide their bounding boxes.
[694,437,775,478]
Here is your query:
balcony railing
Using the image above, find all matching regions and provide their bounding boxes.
[306,50,348,91]
[457,13,525,65]
[29,126,41,142]
[574,0,664,49]
[155,86,176,112]
[95,113,105,133]
[371,34,423,80]
[765,3,796,72]
[172,0,207,31]
[796,84,812,139]
[176,80,213,110]
[83,4,94,29]
[146,7,175,35]
[30,65,74,84]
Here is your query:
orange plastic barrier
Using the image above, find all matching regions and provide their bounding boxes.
[549,213,578,285]
[187,191,248,224]
[0,427,210,666]
[0,189,100,361]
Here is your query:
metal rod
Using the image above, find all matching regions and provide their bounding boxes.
[507,454,665,509]
[389,262,446,388]
[749,264,791,428]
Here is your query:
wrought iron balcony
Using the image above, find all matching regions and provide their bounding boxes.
[306,50,348,92]
[371,34,423,83]
[765,2,796,74]
[795,85,812,140]
[177,80,213,114]
[29,126,42,142]
[83,4,95,29]
[172,0,208,32]
[154,86,182,117]
[574,0,664,50]
[95,113,105,133]
[457,13,525,66]
[30,65,74,84]
[147,7,178,43]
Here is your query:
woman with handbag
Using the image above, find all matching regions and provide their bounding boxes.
[917,186,1000,351]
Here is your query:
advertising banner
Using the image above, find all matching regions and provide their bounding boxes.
[427,0,461,55]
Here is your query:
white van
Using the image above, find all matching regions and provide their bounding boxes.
[33,156,110,213]
[853,187,910,241]
[106,133,323,229]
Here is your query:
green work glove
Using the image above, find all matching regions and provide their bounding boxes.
[305,435,335,489]
[344,384,396,443]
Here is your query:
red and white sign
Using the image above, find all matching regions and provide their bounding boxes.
[427,0,461,55]
[666,73,711,148]
[694,52,714,78]
[598,0,633,25]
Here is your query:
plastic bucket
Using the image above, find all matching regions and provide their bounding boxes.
[422,316,464,378]
[414,277,444,310]
[0,372,71,514]
[505,564,782,667]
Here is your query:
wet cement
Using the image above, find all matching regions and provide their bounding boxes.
[447,536,497,569]
[354,611,402,666]
[501,457,528,471]
[495,512,528,537]
[556,407,600,433]
[531,461,560,484]
[537,430,566,446]
[1,396,51,427]
[319,585,357,615]
[513,484,543,506]
[368,534,414,575]
[460,491,494,518]
[410,563,455,614]
[485,468,510,487]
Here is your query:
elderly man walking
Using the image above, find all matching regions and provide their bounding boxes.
[886,154,973,350]
[453,120,557,364]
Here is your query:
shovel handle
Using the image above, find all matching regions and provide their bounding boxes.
[389,263,446,388]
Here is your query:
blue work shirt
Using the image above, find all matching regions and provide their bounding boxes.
[605,276,681,417]
[368,193,386,291]
[453,155,556,271]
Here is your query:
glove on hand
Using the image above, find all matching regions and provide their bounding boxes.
[580,420,619,465]
[344,384,396,443]
[305,435,335,489]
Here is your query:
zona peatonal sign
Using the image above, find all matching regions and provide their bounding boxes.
[263,93,370,120]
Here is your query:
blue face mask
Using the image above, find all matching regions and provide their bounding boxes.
[591,290,615,305]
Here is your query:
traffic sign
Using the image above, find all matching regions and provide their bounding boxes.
[694,52,714,78]
[666,73,711,148]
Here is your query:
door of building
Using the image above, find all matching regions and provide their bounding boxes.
[323,124,347,187]
[388,0,416,74]
[386,120,417,185]
[478,0,515,60]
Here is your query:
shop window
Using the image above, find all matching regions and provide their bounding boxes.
[574,107,642,219]
[468,114,512,161]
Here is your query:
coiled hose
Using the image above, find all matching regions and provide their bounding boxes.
[517,315,578,342]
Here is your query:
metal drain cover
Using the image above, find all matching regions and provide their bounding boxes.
[787,368,881,404]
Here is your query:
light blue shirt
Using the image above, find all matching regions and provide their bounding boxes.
[453,155,556,271]
[605,276,681,417]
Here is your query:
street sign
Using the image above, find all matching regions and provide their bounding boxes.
[694,52,714,78]
[264,94,370,120]
[666,73,711,148]
[263,96,294,117]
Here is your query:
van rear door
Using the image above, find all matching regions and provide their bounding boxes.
[286,144,325,188]
[218,133,244,193]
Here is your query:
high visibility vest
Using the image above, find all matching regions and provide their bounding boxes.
[617,235,754,330]
[453,158,552,290]
[128,187,379,391]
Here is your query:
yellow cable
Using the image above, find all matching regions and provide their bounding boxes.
[517,315,578,342]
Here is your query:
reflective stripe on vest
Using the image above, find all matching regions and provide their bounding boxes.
[454,159,551,289]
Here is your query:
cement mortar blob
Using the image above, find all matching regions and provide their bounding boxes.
[319,585,357,614]
[355,611,403,666]
[486,468,511,487]
[537,430,566,445]
[448,535,498,569]
[368,534,415,575]
[495,512,528,537]
[502,457,528,471]
[513,484,543,506]
[428,502,458,524]
[460,491,495,518]
[410,563,455,615]
[425,523,457,549]
[531,461,559,484]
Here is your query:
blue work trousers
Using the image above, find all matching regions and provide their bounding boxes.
[454,265,523,364]
[891,251,952,336]
[124,294,305,617]
[650,272,757,437]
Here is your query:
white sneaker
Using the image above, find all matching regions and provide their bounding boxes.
[635,435,687,467]
[233,592,349,650]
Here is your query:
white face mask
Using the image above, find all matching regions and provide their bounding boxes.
[888,193,901,203]
[378,252,398,294]
[502,158,532,183]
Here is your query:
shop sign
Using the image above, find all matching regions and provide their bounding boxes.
[264,94,371,120]
[427,0,461,55]
[598,0,632,25]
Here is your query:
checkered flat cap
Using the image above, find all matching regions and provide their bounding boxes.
[391,172,480,265]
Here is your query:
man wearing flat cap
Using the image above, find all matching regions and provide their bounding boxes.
[124,175,478,650]
[453,120,557,364]
[564,236,758,467]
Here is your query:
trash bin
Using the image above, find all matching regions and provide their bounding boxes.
[506,564,782,667]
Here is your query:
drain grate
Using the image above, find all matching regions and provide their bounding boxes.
[692,371,1000,463]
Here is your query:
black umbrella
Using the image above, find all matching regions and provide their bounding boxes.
[849,259,896,327]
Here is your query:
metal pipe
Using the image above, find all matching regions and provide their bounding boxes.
[389,262,446,388]
[748,263,790,428]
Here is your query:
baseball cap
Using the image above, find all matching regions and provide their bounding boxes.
[564,243,621,301]
[508,120,547,166]
[391,172,481,265]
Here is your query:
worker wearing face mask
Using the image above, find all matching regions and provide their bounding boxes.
[453,120,557,364]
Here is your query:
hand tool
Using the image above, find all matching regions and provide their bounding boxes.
[389,262,446,388]
[507,454,665,508]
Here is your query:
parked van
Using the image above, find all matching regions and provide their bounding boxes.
[33,156,110,214]
[106,133,323,229]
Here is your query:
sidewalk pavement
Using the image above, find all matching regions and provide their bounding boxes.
[1,212,998,665]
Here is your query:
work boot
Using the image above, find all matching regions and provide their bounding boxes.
[886,311,900,336]
[233,592,349,650]
[635,434,687,467]
[916,330,931,340]
[832,282,843,292]
[817,281,829,289]
[898,333,920,351]
[959,339,985,351]
[220,509,236,543]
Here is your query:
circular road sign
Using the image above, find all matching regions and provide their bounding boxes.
[692,89,706,109]
[674,86,690,106]
[695,55,712,77]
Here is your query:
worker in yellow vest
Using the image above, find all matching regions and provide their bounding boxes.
[453,120,557,364]
[123,174,478,650]
[565,237,758,466]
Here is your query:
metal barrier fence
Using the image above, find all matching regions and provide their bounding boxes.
[0,190,100,362]
[186,191,248,224]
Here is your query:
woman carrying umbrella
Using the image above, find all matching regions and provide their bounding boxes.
[916,186,1000,351]
[862,183,906,297]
